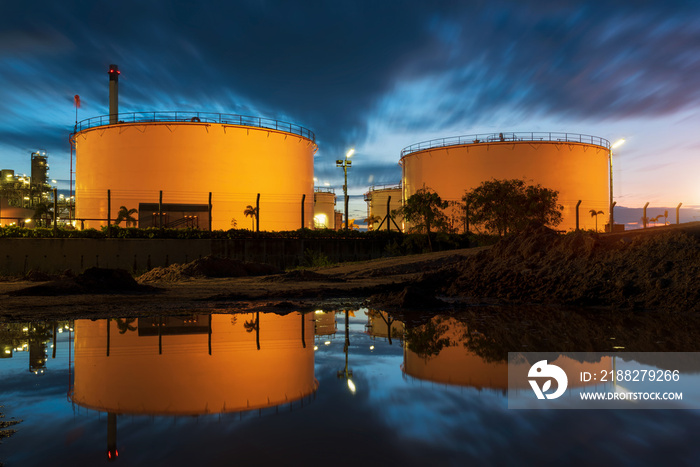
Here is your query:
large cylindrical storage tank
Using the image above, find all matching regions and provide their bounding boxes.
[400,133,610,232]
[71,313,317,415]
[364,185,403,231]
[312,188,336,229]
[74,114,317,231]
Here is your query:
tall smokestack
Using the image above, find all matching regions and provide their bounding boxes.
[108,64,120,124]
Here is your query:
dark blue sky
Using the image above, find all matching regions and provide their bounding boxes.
[2,0,700,219]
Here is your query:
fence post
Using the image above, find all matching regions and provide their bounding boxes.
[256,193,260,232]
[159,190,163,228]
[610,201,617,232]
[301,194,306,230]
[107,189,111,237]
[386,196,391,232]
[208,192,212,231]
[676,202,682,225]
[53,188,58,236]
[575,200,582,231]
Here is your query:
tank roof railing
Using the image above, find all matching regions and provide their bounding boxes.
[400,132,611,158]
[75,111,315,143]
[314,186,335,193]
[366,183,402,192]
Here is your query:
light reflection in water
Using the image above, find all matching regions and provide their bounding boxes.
[2,309,700,466]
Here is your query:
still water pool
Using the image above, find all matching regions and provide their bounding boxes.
[1,309,699,466]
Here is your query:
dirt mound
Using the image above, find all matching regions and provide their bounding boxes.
[138,256,280,282]
[439,229,700,311]
[8,267,151,296]
[264,269,344,282]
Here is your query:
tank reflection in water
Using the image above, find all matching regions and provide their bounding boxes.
[1,309,700,466]
[401,315,612,392]
[69,313,317,461]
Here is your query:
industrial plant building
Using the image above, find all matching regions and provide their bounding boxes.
[399,132,612,232]
[0,151,60,227]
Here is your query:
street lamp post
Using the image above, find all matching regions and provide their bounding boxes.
[609,139,625,232]
[336,148,354,230]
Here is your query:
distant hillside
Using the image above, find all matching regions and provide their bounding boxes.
[614,205,700,230]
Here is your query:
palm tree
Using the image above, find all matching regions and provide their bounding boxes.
[244,312,260,350]
[114,206,138,227]
[365,215,382,231]
[113,318,137,334]
[589,209,604,232]
[243,205,258,230]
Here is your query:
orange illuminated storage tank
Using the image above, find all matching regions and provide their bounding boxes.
[364,185,403,231]
[313,188,336,229]
[73,113,317,230]
[70,313,317,416]
[400,132,611,232]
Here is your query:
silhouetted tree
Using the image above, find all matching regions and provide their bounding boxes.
[243,205,258,231]
[589,209,604,232]
[464,179,563,236]
[398,187,448,250]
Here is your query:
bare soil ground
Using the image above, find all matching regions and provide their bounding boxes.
[440,223,700,311]
[0,248,485,322]
[1,222,698,322]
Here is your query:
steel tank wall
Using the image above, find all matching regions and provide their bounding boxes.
[401,141,609,232]
[313,191,336,229]
[71,313,316,415]
[365,188,403,231]
[75,122,317,231]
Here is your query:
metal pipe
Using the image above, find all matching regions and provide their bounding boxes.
[677,202,683,225]
[609,147,614,232]
[108,65,119,125]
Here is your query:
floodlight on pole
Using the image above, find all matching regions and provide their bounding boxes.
[338,148,354,230]
[609,138,625,231]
